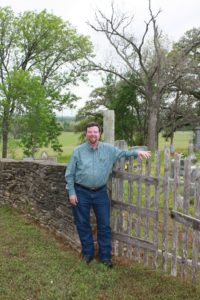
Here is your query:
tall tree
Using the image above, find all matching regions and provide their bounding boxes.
[0,7,93,157]
[0,69,62,157]
[160,92,199,143]
[170,28,200,100]
[160,28,200,140]
[88,1,200,150]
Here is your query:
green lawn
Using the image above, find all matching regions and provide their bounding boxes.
[38,132,80,163]
[0,206,199,300]
[2,132,81,163]
[159,131,193,151]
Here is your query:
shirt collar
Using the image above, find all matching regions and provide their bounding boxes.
[86,141,99,150]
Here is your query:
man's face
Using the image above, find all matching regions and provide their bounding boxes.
[86,126,100,145]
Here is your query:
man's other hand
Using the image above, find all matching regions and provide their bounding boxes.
[138,150,151,160]
[69,195,78,206]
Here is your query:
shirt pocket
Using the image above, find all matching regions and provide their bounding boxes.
[99,155,109,169]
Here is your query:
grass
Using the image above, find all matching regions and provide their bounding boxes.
[0,206,200,300]
[40,132,80,163]
[159,131,193,152]
[3,132,81,163]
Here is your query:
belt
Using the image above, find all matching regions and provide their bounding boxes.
[75,183,106,192]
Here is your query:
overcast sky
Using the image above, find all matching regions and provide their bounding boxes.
[0,0,200,115]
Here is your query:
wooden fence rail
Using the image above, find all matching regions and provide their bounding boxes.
[111,142,200,283]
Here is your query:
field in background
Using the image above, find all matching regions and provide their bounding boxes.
[0,131,195,163]
[1,132,80,163]
[40,132,80,163]
[159,131,193,151]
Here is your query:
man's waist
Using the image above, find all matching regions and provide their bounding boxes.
[75,183,106,192]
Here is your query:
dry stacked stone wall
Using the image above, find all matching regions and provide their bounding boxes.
[0,159,81,250]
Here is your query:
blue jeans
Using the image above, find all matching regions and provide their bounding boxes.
[73,184,111,261]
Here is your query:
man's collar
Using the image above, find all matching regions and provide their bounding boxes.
[86,141,99,150]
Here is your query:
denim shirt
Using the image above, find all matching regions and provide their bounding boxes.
[65,142,138,196]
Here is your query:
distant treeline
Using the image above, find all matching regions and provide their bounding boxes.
[57,116,75,132]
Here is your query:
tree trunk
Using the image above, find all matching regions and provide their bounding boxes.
[170,133,174,145]
[2,118,9,158]
[147,107,159,151]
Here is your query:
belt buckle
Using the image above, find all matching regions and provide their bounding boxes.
[90,187,97,191]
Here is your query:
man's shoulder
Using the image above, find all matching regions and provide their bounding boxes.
[73,142,87,153]
[99,142,115,150]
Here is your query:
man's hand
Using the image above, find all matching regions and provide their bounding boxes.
[69,195,78,206]
[138,150,151,160]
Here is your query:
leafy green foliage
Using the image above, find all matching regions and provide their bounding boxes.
[0,69,62,157]
[0,7,93,157]
[160,28,200,142]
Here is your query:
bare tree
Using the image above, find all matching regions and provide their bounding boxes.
[88,0,194,150]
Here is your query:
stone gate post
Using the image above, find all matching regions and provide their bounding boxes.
[102,110,115,145]
[194,127,200,150]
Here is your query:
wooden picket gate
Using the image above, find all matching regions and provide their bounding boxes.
[110,143,200,283]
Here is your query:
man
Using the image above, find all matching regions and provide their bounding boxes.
[65,122,151,268]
